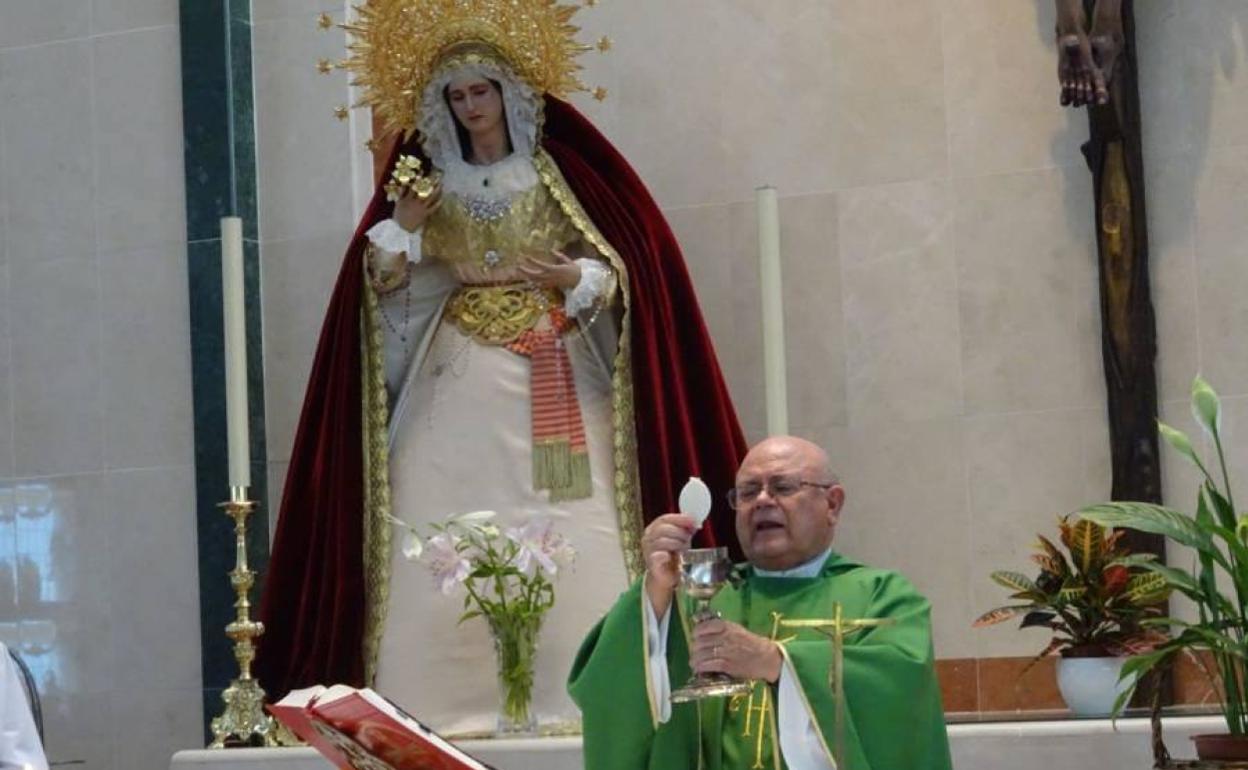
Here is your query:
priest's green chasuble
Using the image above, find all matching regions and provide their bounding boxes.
[568,552,953,770]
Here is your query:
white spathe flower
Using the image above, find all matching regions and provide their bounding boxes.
[400,529,423,561]
[426,532,471,595]
[506,519,574,577]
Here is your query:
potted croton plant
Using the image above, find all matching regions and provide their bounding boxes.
[975,514,1170,716]
[1079,377,1248,760]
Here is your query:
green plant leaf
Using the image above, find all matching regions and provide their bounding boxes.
[991,571,1036,593]
[972,606,1027,627]
[1126,573,1171,604]
[1192,375,1222,439]
[1020,611,1057,629]
[1079,502,1217,556]
[1159,420,1201,469]
[1069,518,1105,573]
[1058,585,1087,602]
[1035,535,1071,576]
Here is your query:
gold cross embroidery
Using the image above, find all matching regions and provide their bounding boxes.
[780,604,895,770]
[725,613,796,769]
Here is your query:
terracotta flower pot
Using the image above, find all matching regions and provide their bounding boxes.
[1193,733,1248,761]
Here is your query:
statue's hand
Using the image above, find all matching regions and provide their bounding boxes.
[518,250,581,291]
[393,182,442,232]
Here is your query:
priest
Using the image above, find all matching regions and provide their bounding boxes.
[569,436,953,770]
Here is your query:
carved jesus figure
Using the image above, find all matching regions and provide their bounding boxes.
[1056,0,1125,107]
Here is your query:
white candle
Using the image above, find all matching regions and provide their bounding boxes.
[221,217,250,490]
[756,186,788,436]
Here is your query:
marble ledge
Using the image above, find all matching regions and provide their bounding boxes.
[170,715,1228,770]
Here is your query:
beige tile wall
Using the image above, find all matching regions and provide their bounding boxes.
[0,4,199,770]
[255,0,1248,666]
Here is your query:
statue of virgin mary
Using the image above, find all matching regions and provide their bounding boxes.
[255,0,748,735]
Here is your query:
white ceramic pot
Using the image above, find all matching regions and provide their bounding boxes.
[1055,656,1130,716]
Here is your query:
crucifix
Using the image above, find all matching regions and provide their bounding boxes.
[1054,0,1171,706]
[781,606,895,770]
[1054,0,1163,534]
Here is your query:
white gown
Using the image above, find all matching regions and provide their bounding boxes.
[370,156,630,736]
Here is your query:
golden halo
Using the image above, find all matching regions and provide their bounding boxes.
[341,0,601,139]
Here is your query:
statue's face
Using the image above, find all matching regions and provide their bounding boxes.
[446,74,505,139]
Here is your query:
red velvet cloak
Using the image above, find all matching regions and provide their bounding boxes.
[254,97,747,697]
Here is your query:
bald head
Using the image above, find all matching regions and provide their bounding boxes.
[737,436,835,487]
[733,436,845,570]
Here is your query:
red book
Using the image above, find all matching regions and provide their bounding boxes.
[269,684,492,770]
[268,686,353,770]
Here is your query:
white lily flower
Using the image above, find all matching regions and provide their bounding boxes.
[452,509,497,524]
[426,532,471,595]
[400,529,423,561]
[507,519,562,577]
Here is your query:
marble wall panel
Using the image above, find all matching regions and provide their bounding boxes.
[105,467,200,692]
[253,12,355,243]
[93,26,186,254]
[100,247,193,470]
[90,0,178,36]
[965,409,1107,658]
[252,0,344,23]
[260,235,347,463]
[837,417,971,657]
[780,193,845,436]
[0,0,89,49]
[840,181,960,426]
[943,0,1088,179]
[9,258,104,476]
[0,40,95,264]
[1193,145,1248,396]
[1146,155,1201,404]
[956,168,1103,416]
[0,265,11,479]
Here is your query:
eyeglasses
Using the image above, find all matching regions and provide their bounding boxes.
[726,476,835,508]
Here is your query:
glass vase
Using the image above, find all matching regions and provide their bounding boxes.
[489,613,542,735]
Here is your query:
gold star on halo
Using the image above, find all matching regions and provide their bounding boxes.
[596,36,612,53]
[317,58,334,74]
[592,86,608,101]
[333,105,349,121]
[316,13,334,30]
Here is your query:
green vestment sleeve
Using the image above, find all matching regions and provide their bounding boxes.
[778,568,953,770]
[568,580,703,770]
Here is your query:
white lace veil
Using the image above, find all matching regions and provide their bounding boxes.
[415,57,542,182]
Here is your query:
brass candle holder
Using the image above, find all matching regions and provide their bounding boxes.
[209,486,279,748]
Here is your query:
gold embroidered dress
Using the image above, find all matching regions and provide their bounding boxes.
[369,146,630,734]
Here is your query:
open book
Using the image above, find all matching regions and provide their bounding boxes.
[268,685,494,770]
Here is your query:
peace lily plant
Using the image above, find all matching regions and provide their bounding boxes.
[1077,376,1248,738]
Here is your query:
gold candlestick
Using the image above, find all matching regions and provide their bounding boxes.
[209,486,279,748]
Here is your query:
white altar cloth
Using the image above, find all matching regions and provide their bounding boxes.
[170,715,1226,770]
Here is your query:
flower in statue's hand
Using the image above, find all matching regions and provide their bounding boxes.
[426,532,471,595]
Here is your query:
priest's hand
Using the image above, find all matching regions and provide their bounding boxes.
[690,618,784,684]
[641,513,697,619]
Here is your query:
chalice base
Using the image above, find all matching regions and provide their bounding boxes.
[670,672,754,703]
